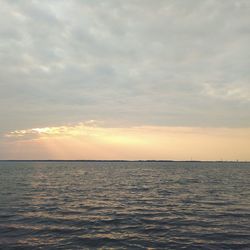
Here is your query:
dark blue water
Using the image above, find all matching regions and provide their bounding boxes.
[0,161,250,249]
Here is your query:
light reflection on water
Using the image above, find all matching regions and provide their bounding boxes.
[0,161,250,249]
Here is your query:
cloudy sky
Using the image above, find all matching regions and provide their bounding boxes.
[0,0,249,160]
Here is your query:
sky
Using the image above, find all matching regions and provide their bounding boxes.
[0,0,249,160]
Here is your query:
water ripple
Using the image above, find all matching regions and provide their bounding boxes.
[0,161,250,249]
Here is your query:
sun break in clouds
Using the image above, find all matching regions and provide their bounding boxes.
[2,121,250,161]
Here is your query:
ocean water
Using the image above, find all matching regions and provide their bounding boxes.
[0,161,250,249]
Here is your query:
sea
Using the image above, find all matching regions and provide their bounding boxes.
[0,161,249,249]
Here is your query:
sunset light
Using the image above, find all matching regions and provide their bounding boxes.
[4,122,250,161]
[0,1,250,248]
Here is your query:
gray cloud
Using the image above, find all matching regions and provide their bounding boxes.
[0,0,249,134]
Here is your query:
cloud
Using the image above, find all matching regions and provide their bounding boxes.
[0,0,249,135]
[203,82,250,103]
[5,120,100,140]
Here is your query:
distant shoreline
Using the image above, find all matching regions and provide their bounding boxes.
[0,160,249,163]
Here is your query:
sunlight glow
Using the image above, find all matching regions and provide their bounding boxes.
[4,122,250,161]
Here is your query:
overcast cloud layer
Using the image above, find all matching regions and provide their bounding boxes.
[0,0,250,134]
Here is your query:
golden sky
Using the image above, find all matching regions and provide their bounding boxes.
[3,121,250,161]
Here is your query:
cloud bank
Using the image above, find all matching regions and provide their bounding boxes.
[0,0,249,134]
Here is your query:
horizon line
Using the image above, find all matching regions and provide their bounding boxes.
[0,160,249,163]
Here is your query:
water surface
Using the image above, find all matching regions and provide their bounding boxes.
[0,161,250,249]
